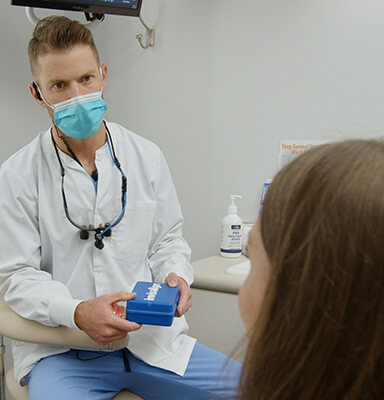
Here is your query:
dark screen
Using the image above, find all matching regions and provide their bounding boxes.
[60,0,140,10]
[11,0,142,17]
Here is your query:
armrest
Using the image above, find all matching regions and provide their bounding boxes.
[0,296,128,351]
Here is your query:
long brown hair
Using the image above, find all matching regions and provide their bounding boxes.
[239,140,384,399]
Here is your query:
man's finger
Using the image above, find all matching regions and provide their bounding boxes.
[111,315,142,332]
[165,272,179,287]
[176,290,192,316]
[177,298,192,316]
[105,291,137,304]
[100,332,128,343]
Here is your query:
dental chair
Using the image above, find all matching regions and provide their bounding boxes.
[0,295,143,400]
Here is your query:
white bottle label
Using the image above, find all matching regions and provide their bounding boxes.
[221,224,242,254]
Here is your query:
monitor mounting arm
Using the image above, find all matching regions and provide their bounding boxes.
[25,7,155,49]
[25,7,104,29]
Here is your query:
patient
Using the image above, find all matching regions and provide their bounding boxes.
[238,140,383,400]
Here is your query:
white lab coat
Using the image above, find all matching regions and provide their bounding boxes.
[0,121,196,385]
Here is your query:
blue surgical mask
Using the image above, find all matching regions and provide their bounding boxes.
[49,91,107,139]
[35,72,107,140]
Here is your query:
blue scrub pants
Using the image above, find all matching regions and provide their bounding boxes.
[27,342,242,399]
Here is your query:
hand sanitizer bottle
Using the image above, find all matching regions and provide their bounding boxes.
[220,195,242,258]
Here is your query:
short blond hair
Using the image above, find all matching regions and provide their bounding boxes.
[28,16,100,77]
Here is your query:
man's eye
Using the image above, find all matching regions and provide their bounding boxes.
[53,82,64,90]
[83,75,93,82]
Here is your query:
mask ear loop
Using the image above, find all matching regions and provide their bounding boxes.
[99,66,105,97]
[32,82,43,101]
[32,81,58,131]
[32,81,54,109]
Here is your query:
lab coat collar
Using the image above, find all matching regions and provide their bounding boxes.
[47,125,110,169]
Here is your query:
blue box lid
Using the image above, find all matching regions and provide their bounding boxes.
[127,281,180,314]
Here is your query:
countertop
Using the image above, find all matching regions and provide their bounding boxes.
[191,255,248,294]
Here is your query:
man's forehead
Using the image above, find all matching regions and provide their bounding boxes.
[35,45,99,82]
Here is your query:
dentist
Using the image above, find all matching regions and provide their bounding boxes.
[0,16,241,399]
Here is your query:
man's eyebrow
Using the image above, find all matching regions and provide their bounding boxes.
[46,77,69,87]
[80,70,98,76]
[47,78,63,86]
[46,71,97,86]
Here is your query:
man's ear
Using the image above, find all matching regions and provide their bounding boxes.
[101,64,108,91]
[29,82,46,108]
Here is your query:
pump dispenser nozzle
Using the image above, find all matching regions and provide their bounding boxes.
[228,194,242,214]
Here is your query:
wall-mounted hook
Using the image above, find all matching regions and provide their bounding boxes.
[136,14,155,49]
[25,7,39,25]
[25,7,104,29]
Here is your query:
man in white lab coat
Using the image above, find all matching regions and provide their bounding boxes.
[0,16,241,399]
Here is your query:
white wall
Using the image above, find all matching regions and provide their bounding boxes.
[100,0,384,260]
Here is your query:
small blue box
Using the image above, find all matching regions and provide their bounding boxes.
[126,281,180,326]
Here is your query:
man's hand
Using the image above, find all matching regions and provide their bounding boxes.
[165,272,192,317]
[74,292,141,345]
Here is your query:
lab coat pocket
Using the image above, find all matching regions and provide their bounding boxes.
[111,201,156,264]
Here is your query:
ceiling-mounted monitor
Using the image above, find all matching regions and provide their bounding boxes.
[11,0,143,17]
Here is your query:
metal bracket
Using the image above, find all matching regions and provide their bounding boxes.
[25,7,154,50]
[25,8,105,29]
[136,15,155,49]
